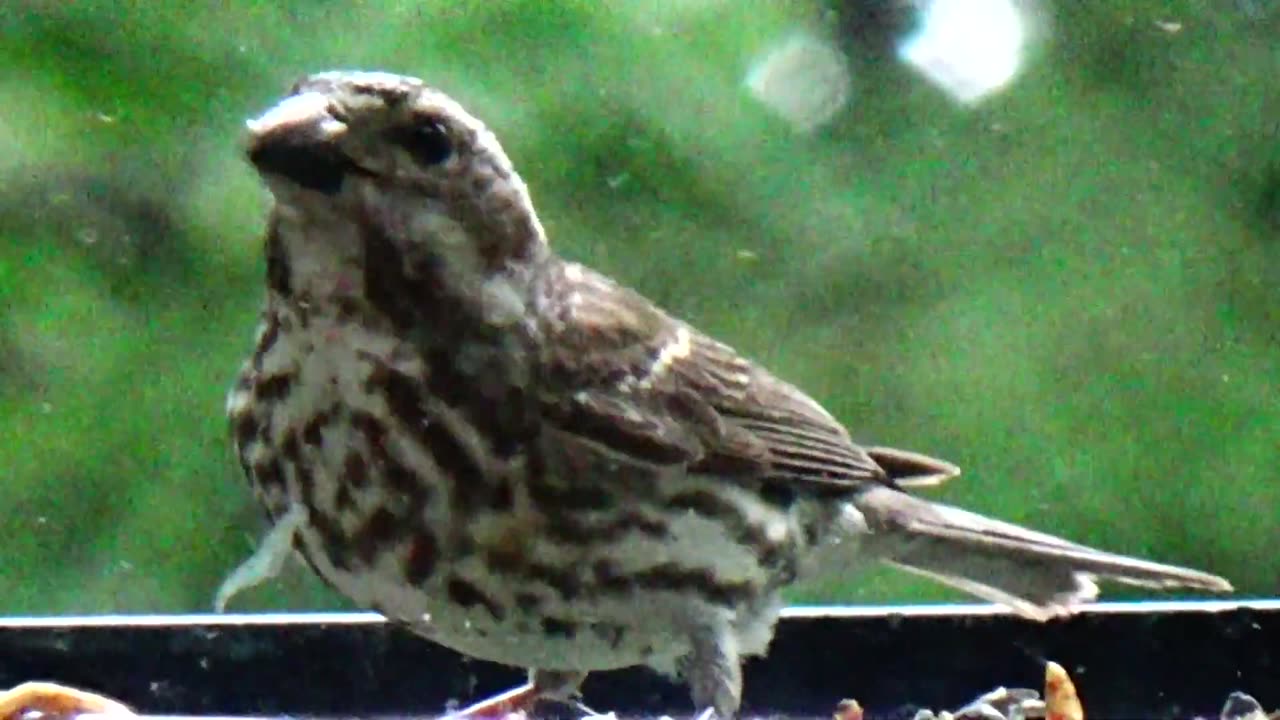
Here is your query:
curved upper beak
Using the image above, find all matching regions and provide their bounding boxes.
[246,91,345,145]
[245,91,352,195]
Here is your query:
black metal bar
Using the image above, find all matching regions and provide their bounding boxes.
[0,600,1275,719]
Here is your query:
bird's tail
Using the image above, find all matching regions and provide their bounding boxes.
[845,485,1233,620]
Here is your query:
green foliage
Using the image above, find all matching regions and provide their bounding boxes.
[1,1,1275,615]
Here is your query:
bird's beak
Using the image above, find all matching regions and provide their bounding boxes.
[245,91,353,195]
[247,90,347,140]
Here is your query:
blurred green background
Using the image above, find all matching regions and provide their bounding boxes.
[1,1,1276,616]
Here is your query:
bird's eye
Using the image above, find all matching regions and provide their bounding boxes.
[393,119,453,166]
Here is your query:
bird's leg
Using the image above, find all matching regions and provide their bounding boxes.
[681,622,743,720]
[446,669,587,719]
[535,670,596,716]
[0,682,132,720]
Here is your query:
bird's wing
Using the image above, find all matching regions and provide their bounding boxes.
[533,261,949,491]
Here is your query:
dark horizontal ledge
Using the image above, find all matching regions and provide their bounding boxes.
[0,600,1276,719]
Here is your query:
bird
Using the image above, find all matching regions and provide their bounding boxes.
[221,70,1232,719]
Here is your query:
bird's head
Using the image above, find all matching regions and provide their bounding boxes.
[246,71,547,285]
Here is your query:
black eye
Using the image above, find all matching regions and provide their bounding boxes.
[393,119,453,166]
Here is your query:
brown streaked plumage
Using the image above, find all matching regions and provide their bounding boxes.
[222,70,1232,719]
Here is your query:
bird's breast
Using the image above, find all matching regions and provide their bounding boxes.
[226,299,807,674]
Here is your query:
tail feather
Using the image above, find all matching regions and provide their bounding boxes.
[846,486,1232,621]
[864,446,961,489]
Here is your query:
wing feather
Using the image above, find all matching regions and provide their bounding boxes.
[534,260,904,491]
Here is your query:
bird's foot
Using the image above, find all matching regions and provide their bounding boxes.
[446,682,540,719]
[692,707,717,720]
[446,670,598,720]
